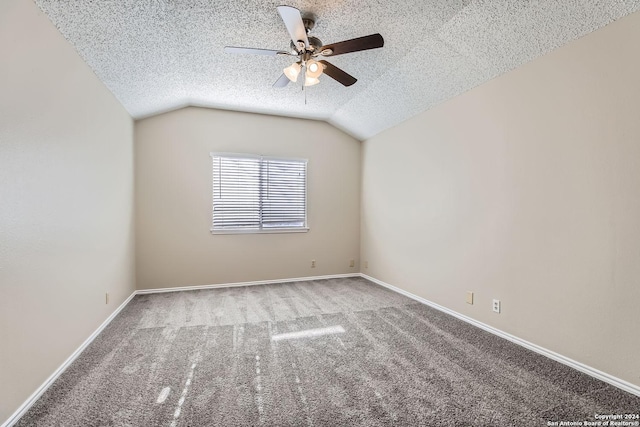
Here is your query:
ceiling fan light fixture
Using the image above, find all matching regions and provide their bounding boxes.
[304,76,320,86]
[284,62,302,82]
[306,59,323,79]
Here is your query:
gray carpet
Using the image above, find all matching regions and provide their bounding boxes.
[17,277,640,426]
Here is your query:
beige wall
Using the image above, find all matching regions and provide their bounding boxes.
[0,1,135,423]
[135,107,360,289]
[361,11,640,387]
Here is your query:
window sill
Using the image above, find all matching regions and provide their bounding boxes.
[210,227,309,235]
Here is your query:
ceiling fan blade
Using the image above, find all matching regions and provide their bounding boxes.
[318,60,357,87]
[273,73,290,88]
[277,5,309,49]
[318,33,384,57]
[224,46,290,56]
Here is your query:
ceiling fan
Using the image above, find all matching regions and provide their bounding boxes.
[224,5,384,88]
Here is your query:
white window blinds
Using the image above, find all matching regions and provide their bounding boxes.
[211,153,308,233]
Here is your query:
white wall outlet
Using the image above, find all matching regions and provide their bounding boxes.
[466,291,474,305]
[364,261,368,269]
[349,259,355,268]
[311,260,316,268]
[105,293,110,305]
[492,299,501,313]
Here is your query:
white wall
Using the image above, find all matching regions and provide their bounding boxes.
[0,1,135,423]
[361,11,640,387]
[135,107,360,289]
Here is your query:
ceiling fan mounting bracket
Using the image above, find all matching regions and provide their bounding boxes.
[301,14,316,33]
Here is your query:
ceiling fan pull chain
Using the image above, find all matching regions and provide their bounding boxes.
[302,66,307,105]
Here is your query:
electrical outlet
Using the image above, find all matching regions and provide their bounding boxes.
[106,293,109,305]
[349,259,355,268]
[311,260,316,268]
[492,299,501,313]
[364,261,368,269]
[466,291,474,305]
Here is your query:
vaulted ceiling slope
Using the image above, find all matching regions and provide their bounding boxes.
[35,0,640,141]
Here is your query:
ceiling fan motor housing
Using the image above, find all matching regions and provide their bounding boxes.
[307,36,322,51]
[290,36,322,53]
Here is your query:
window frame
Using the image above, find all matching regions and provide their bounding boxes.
[209,152,309,235]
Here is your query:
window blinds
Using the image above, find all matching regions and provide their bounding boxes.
[211,153,307,232]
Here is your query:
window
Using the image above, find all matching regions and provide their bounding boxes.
[210,153,308,233]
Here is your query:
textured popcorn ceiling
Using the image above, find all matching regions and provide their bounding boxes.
[35,0,640,140]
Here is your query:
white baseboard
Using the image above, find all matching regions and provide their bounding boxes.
[8,271,637,427]
[135,273,360,294]
[2,290,138,427]
[360,273,640,398]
